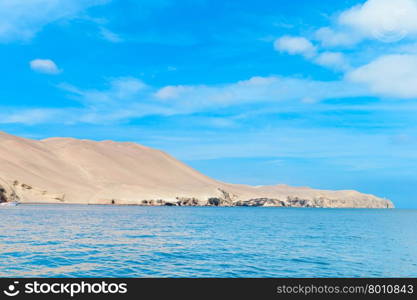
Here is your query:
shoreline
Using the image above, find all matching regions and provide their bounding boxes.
[7,202,395,209]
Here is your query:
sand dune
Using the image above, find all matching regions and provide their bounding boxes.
[0,131,393,208]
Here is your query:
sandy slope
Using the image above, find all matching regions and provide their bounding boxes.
[0,131,393,208]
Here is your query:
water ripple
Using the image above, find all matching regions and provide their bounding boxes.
[0,205,416,277]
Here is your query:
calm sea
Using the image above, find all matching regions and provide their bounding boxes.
[0,205,416,277]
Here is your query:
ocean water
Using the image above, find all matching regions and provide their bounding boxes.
[0,205,416,278]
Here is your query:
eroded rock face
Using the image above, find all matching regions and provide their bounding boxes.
[235,198,286,207]
[176,197,204,206]
[0,176,395,209]
[1,179,395,208]
[207,197,232,206]
[0,186,7,203]
[205,188,236,206]
[139,199,167,206]
[0,183,19,203]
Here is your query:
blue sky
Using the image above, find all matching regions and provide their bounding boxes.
[1,0,417,208]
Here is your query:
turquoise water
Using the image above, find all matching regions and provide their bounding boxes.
[0,205,416,277]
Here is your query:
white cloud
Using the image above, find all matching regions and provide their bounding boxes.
[100,27,123,43]
[396,42,417,54]
[315,27,360,47]
[347,54,417,98]
[340,0,417,43]
[0,108,63,125]
[154,76,365,110]
[277,0,417,82]
[274,36,316,58]
[58,77,175,123]
[30,59,61,74]
[314,52,350,71]
[155,85,194,100]
[316,0,417,46]
[274,35,350,72]
[301,97,318,104]
[0,74,371,125]
[0,0,108,42]
[61,77,148,105]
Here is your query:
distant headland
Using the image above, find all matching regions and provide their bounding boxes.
[0,131,393,208]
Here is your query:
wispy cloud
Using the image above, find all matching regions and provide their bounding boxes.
[314,52,350,71]
[0,74,370,126]
[60,77,148,106]
[57,77,174,124]
[0,108,64,125]
[99,27,123,43]
[0,0,109,42]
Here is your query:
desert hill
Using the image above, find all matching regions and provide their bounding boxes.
[0,131,393,208]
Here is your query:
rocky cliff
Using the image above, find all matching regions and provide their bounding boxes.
[0,131,394,208]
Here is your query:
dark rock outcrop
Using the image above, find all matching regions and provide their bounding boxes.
[0,186,7,203]
[235,198,286,207]
[176,197,204,206]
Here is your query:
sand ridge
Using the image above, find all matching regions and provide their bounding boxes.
[0,131,393,208]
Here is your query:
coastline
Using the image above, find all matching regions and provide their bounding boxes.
[13,202,395,209]
[0,131,394,209]
[5,196,394,209]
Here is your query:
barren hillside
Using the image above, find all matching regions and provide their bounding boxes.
[0,131,393,208]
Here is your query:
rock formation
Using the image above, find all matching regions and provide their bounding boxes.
[0,131,394,208]
[0,186,7,203]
